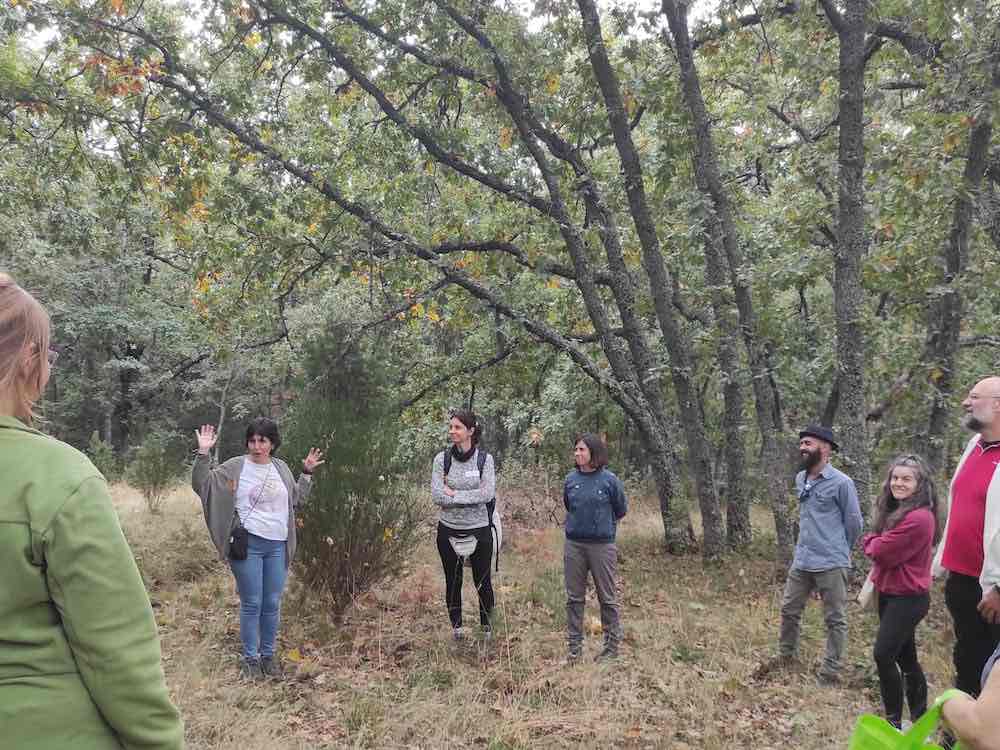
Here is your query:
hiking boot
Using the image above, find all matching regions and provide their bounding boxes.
[816,672,841,687]
[481,626,494,642]
[452,626,467,642]
[594,643,619,663]
[260,656,282,679]
[566,646,583,664]
[239,657,263,681]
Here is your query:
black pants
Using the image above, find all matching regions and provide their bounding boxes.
[945,572,1000,697]
[436,523,494,629]
[874,592,929,726]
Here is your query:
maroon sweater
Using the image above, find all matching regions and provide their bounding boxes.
[862,507,935,595]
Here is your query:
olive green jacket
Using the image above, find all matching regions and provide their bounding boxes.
[191,452,311,566]
[0,416,184,749]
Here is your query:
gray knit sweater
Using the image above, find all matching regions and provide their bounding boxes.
[431,448,496,530]
[191,453,312,567]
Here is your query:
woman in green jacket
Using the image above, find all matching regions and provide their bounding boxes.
[0,273,184,749]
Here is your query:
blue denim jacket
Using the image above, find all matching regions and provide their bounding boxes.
[792,463,863,571]
[564,468,627,542]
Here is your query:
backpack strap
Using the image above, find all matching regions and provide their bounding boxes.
[443,449,452,477]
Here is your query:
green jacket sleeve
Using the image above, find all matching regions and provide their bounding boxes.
[45,477,184,750]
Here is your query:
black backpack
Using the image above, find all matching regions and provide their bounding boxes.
[443,448,500,570]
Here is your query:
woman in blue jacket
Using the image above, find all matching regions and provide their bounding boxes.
[563,433,627,662]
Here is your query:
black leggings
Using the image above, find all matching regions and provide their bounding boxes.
[874,592,929,726]
[436,523,494,629]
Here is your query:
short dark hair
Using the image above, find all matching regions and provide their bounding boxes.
[574,432,608,470]
[449,408,482,446]
[245,417,281,453]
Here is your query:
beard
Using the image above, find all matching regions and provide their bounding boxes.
[800,447,822,471]
[964,413,985,432]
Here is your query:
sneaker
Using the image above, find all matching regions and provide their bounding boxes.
[239,657,263,680]
[260,656,282,679]
[566,646,583,664]
[452,627,466,642]
[481,627,494,642]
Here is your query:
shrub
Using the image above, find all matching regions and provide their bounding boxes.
[284,395,423,618]
[127,431,184,514]
[283,326,423,617]
[86,431,121,482]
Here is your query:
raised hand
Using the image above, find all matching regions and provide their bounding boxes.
[303,447,325,474]
[195,424,218,455]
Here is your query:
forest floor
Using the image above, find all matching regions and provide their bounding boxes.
[113,482,957,750]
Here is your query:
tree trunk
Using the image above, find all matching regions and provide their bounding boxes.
[662,0,792,561]
[576,0,723,558]
[824,0,871,516]
[698,194,750,549]
[922,45,998,471]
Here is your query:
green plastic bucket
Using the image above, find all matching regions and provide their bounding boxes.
[848,690,967,750]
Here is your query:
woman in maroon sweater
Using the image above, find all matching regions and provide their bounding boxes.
[862,454,941,729]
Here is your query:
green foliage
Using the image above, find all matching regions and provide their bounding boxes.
[86,431,121,482]
[126,431,184,514]
[283,327,422,617]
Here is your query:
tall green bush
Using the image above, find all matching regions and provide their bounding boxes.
[86,431,121,482]
[127,431,184,514]
[283,328,422,617]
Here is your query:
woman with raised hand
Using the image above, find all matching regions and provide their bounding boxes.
[0,273,183,749]
[431,409,497,641]
[192,419,324,680]
[861,454,940,729]
[563,433,627,663]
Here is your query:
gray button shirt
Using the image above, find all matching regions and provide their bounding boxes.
[792,463,863,572]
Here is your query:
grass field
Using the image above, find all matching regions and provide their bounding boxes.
[112,482,958,749]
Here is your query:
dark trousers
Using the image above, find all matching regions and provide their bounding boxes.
[436,523,494,629]
[944,572,1000,697]
[874,592,929,726]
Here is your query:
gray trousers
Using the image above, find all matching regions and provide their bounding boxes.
[564,539,622,651]
[778,567,849,677]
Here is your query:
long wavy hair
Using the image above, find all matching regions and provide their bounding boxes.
[873,454,941,545]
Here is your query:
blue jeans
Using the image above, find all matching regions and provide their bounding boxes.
[229,533,287,661]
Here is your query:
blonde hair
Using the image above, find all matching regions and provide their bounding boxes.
[0,273,51,423]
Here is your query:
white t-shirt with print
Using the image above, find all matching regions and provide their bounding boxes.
[236,460,289,541]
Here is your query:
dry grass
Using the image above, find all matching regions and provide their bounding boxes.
[112,484,957,749]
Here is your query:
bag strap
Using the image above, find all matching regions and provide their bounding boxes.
[443,447,489,479]
[238,462,273,526]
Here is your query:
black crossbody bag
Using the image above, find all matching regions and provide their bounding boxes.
[228,464,272,561]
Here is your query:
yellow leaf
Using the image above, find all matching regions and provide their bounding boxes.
[545,72,560,95]
[245,32,262,48]
[411,302,425,317]
[307,221,319,234]
[546,277,560,289]
[109,0,125,14]
[426,307,440,322]
[286,647,302,662]
[499,126,513,150]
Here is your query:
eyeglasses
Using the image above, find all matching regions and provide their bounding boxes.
[798,480,814,502]
[46,349,59,365]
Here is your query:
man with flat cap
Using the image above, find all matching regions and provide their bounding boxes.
[767,424,863,685]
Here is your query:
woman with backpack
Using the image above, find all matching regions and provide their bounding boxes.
[861,454,941,729]
[431,409,497,641]
[563,433,627,662]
